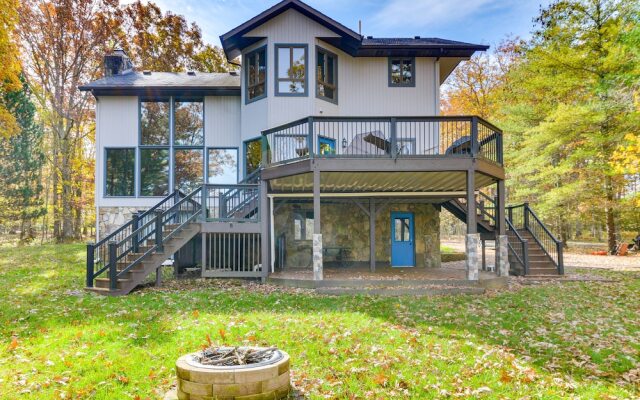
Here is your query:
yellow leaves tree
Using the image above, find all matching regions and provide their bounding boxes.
[0,0,22,138]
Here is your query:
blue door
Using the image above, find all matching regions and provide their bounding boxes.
[391,212,415,267]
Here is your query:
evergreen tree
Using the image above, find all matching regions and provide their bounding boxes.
[0,78,46,243]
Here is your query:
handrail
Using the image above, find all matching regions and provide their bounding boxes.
[505,218,528,275]
[261,115,503,167]
[506,202,563,274]
[204,183,261,222]
[86,187,202,288]
[116,187,203,279]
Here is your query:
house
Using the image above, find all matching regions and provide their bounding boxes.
[80,0,564,296]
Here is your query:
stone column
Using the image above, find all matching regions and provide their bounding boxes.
[466,233,480,281]
[423,232,441,268]
[312,169,323,280]
[496,234,510,276]
[313,233,323,280]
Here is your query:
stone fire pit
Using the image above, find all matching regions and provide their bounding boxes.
[169,346,290,400]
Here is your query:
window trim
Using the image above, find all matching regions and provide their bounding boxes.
[315,46,338,104]
[293,210,314,241]
[206,146,240,184]
[388,57,416,87]
[243,136,263,179]
[274,43,308,97]
[104,147,136,198]
[244,45,268,104]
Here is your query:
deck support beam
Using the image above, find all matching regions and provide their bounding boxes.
[260,179,270,282]
[466,169,479,281]
[495,179,510,276]
[369,199,376,272]
[312,169,323,280]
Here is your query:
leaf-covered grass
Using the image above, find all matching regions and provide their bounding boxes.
[0,244,638,399]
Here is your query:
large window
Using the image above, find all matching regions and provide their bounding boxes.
[245,46,267,103]
[388,57,415,87]
[105,148,135,197]
[316,47,337,103]
[275,44,307,96]
[174,149,204,193]
[244,138,262,177]
[140,100,170,145]
[140,148,169,196]
[139,97,204,196]
[208,148,238,184]
[174,100,204,146]
[294,211,314,241]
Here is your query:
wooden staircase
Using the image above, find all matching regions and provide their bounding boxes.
[509,229,559,276]
[87,224,200,296]
[444,195,564,277]
[86,187,203,296]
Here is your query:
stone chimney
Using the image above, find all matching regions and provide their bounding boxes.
[104,49,134,77]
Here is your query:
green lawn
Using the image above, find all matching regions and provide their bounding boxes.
[0,244,638,399]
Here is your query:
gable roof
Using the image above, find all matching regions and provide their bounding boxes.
[79,71,240,96]
[220,0,488,60]
[220,0,362,60]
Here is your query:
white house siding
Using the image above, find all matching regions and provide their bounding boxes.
[240,8,440,138]
[95,95,242,237]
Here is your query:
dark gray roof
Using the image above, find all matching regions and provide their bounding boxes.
[361,37,488,48]
[221,0,488,59]
[80,71,240,96]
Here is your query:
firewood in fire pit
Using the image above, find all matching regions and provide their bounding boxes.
[196,347,278,366]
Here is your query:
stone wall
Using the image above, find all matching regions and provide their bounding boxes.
[97,206,144,240]
[273,200,440,269]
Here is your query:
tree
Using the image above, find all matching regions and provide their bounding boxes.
[118,1,234,72]
[503,0,638,251]
[0,0,22,137]
[17,0,121,241]
[0,78,46,242]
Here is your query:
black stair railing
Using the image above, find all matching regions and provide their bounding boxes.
[86,187,202,289]
[507,203,564,274]
[506,218,529,275]
[203,183,261,222]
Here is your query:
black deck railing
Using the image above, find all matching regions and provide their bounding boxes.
[203,184,261,222]
[261,116,503,167]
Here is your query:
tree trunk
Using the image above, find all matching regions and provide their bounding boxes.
[60,136,74,241]
[605,176,617,254]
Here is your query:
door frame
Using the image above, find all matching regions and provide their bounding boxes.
[390,211,415,267]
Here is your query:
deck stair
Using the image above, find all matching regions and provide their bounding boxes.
[86,187,203,296]
[443,195,564,277]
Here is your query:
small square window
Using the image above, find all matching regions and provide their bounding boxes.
[389,58,415,87]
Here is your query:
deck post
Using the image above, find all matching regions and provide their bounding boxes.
[312,169,323,280]
[495,179,510,276]
[260,179,269,282]
[369,199,376,272]
[466,170,479,281]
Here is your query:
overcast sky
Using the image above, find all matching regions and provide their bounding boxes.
[150,0,552,48]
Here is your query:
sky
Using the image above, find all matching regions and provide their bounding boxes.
[149,0,553,48]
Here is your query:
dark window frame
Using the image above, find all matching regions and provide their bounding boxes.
[315,46,338,104]
[244,45,268,104]
[137,96,205,197]
[207,147,239,184]
[104,147,136,197]
[274,43,308,97]
[388,57,416,87]
[243,137,263,178]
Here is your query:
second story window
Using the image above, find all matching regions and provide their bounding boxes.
[389,57,415,87]
[140,100,170,145]
[275,44,307,96]
[316,46,337,103]
[245,46,267,103]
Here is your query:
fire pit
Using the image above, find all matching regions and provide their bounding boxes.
[173,346,290,400]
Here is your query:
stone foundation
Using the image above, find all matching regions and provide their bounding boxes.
[97,206,144,240]
[465,233,480,281]
[273,201,440,268]
[496,235,510,276]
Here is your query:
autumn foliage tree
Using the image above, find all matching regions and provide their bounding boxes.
[0,0,22,138]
